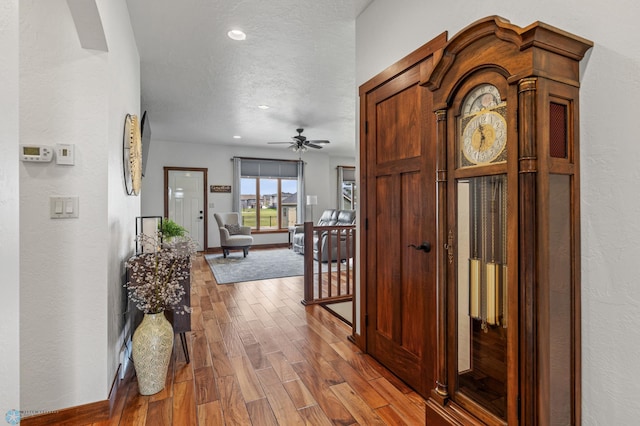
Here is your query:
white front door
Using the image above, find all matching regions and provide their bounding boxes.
[167,169,205,250]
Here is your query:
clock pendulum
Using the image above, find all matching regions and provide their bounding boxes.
[469,179,481,320]
[501,178,508,328]
[486,179,499,326]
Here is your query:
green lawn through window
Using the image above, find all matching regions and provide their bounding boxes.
[242,208,279,228]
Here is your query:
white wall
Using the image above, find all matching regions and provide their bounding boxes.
[357,1,640,423]
[141,140,354,249]
[19,0,139,412]
[0,0,20,415]
[101,0,141,393]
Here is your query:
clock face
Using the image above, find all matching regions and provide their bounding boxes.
[460,84,507,166]
[123,114,142,196]
[462,111,507,164]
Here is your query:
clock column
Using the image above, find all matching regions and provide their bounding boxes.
[433,108,449,404]
[517,77,538,424]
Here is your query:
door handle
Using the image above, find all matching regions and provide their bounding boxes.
[409,241,431,253]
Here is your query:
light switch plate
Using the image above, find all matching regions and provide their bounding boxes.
[50,196,79,219]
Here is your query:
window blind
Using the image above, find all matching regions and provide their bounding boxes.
[240,159,298,178]
[342,167,356,182]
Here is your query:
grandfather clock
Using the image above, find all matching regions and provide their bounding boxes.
[423,17,592,425]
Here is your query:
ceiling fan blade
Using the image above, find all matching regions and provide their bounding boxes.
[268,130,329,150]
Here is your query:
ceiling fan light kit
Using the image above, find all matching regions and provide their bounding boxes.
[268,128,330,153]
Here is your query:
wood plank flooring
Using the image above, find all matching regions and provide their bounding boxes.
[94,254,426,425]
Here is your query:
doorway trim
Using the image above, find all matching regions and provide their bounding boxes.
[164,166,208,251]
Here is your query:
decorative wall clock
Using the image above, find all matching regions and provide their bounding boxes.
[123,113,142,196]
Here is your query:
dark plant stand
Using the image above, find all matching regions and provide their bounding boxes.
[163,266,191,363]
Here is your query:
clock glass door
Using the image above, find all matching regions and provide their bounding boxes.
[456,174,508,420]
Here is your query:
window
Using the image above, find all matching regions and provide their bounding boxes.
[337,166,356,210]
[234,158,303,231]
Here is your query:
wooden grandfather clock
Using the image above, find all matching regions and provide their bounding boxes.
[422,17,592,425]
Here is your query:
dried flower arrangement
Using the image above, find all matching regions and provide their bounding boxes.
[125,232,198,314]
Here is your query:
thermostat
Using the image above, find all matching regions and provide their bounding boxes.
[20,145,53,162]
[55,144,75,165]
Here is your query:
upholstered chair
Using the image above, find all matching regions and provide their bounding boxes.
[214,212,253,258]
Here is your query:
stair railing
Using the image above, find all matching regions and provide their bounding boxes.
[301,221,355,305]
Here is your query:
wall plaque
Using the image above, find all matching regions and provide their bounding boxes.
[210,185,231,193]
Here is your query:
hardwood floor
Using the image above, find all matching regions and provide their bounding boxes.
[94,254,426,425]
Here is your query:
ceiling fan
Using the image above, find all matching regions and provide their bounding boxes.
[267,128,330,152]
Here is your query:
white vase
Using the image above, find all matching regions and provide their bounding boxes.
[132,312,174,395]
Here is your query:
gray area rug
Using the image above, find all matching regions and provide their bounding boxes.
[205,248,339,284]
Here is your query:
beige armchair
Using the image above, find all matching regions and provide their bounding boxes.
[214,212,253,258]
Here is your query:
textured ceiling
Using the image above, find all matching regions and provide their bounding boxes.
[126,0,372,157]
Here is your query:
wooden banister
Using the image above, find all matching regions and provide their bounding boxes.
[301,221,356,306]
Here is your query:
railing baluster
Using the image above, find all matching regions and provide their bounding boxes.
[328,229,333,298]
[336,230,340,296]
[301,221,314,305]
[301,223,355,305]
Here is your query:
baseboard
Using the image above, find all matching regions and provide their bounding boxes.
[20,400,108,426]
[21,362,132,426]
[204,242,288,254]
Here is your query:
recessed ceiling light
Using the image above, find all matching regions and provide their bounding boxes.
[257,105,270,109]
[227,30,246,41]
[233,135,242,139]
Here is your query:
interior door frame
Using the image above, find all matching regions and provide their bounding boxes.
[164,166,208,251]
